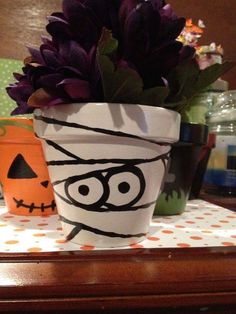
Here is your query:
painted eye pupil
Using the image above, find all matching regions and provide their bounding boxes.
[78,185,90,196]
[118,182,130,194]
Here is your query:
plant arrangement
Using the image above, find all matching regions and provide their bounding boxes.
[7,0,234,116]
[6,0,235,247]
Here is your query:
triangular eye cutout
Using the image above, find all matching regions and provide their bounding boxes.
[7,154,38,179]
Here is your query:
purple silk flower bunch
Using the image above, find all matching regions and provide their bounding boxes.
[7,0,232,115]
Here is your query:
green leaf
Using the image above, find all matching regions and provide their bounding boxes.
[98,55,142,103]
[167,59,235,102]
[177,62,235,123]
[194,61,235,93]
[180,95,209,124]
[0,119,33,137]
[139,86,169,106]
[97,28,118,56]
[166,60,235,115]
[166,59,200,103]
[97,28,168,106]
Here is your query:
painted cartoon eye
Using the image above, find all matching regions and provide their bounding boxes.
[105,166,145,209]
[7,154,37,179]
[64,173,109,209]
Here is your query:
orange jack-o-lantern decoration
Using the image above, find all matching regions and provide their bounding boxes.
[0,118,57,216]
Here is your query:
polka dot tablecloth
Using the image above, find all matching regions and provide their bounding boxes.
[0,58,23,116]
[0,199,236,253]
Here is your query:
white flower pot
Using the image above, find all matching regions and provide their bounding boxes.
[34,103,180,247]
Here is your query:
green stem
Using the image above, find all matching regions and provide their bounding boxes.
[0,120,33,137]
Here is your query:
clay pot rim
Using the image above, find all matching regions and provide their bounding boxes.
[177,122,208,145]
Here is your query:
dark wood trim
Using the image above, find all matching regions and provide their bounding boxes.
[1,247,236,312]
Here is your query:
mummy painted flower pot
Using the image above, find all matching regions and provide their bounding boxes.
[0,118,57,216]
[34,103,180,247]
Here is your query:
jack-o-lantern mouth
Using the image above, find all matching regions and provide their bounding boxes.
[13,197,56,213]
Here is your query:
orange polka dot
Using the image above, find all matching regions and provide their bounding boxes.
[153,220,161,223]
[175,225,185,228]
[55,239,68,244]
[201,230,213,233]
[27,247,42,252]
[129,243,144,249]
[219,220,229,223]
[190,236,203,240]
[4,215,14,219]
[185,221,195,224]
[20,219,30,223]
[177,243,191,248]
[0,224,7,227]
[13,228,25,232]
[211,224,222,228]
[222,242,235,246]
[162,230,174,234]
[226,216,236,219]
[57,227,63,231]
[37,223,48,226]
[231,235,236,239]
[195,217,204,220]
[33,233,46,237]
[5,240,19,245]
[203,213,212,216]
[80,245,95,250]
[147,236,160,241]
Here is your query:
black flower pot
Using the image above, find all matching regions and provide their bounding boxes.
[189,132,216,199]
[154,123,208,216]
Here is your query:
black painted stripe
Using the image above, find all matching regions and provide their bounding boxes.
[104,200,156,212]
[46,139,80,161]
[13,197,56,212]
[44,138,170,167]
[60,215,146,240]
[34,114,170,146]
[47,151,170,166]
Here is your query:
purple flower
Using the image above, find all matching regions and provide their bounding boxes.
[46,0,194,88]
[119,0,195,87]
[7,38,101,114]
[7,0,197,114]
[46,0,121,51]
[7,75,35,115]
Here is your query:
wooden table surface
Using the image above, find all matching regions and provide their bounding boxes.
[0,247,236,313]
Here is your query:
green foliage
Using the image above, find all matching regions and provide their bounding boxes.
[166,58,235,115]
[97,28,169,106]
[97,29,235,121]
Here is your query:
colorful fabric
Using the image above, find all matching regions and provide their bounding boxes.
[0,199,235,253]
[0,58,23,116]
